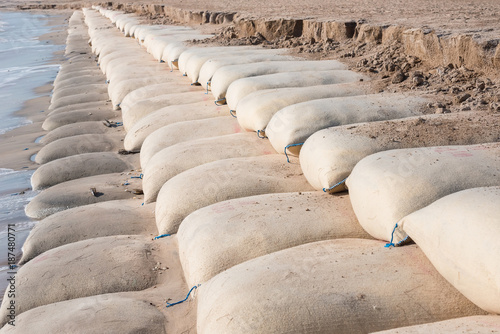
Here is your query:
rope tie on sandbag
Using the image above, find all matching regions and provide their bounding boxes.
[214,98,225,106]
[257,130,267,139]
[160,59,165,63]
[229,110,237,118]
[284,143,304,163]
[166,284,201,308]
[323,178,347,192]
[154,234,170,240]
[385,222,411,248]
[131,173,143,179]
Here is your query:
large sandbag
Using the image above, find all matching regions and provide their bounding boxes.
[0,295,166,334]
[39,121,119,144]
[185,50,288,85]
[198,53,294,90]
[401,187,500,314]
[140,116,242,168]
[372,316,500,333]
[143,133,275,202]
[162,42,187,68]
[300,112,500,192]
[179,192,370,286]
[122,91,207,131]
[177,46,255,76]
[155,155,314,234]
[20,199,156,264]
[0,235,162,325]
[346,143,500,244]
[105,63,166,85]
[31,152,136,190]
[197,239,485,334]
[46,101,110,116]
[236,81,371,133]
[48,92,109,111]
[124,101,226,152]
[119,82,202,111]
[53,70,103,87]
[35,134,123,164]
[227,70,368,111]
[53,75,105,90]
[42,109,120,131]
[210,60,347,103]
[51,84,107,103]
[148,34,213,61]
[108,76,184,109]
[25,172,143,219]
[266,93,429,154]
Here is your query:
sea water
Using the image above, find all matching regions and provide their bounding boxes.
[0,11,65,299]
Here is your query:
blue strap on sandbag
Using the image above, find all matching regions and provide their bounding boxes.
[170,62,173,72]
[284,143,304,163]
[114,121,123,126]
[154,234,170,240]
[205,81,210,95]
[160,59,165,63]
[257,130,267,139]
[214,98,225,106]
[322,178,347,192]
[385,222,410,248]
[131,173,143,179]
[166,285,200,308]
[229,110,237,118]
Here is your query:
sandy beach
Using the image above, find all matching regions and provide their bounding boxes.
[0,2,498,333]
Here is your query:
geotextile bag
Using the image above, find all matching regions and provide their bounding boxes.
[346,143,500,244]
[197,239,485,334]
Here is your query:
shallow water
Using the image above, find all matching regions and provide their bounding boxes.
[0,11,65,300]
[0,11,63,135]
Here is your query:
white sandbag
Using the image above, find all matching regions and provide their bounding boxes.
[47,101,110,116]
[155,155,314,234]
[48,92,109,111]
[119,82,202,112]
[236,81,371,133]
[20,199,156,264]
[148,34,213,61]
[39,121,117,144]
[162,42,187,68]
[42,109,121,131]
[372,316,500,333]
[140,116,244,169]
[0,295,166,334]
[300,112,500,192]
[0,236,162,324]
[346,143,500,244]
[122,91,207,131]
[105,63,166,84]
[178,192,370,286]
[266,93,429,154]
[124,101,227,152]
[25,172,143,219]
[227,70,368,111]
[143,133,275,202]
[178,46,255,76]
[210,60,347,103]
[108,76,182,109]
[199,53,294,90]
[35,134,123,164]
[102,55,154,76]
[185,50,288,85]
[401,187,500,314]
[31,152,136,190]
[197,239,485,334]
[51,84,108,103]
[53,75,105,90]
[53,70,103,87]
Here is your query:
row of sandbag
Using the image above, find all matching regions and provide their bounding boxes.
[88,7,500,332]
[0,11,180,334]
